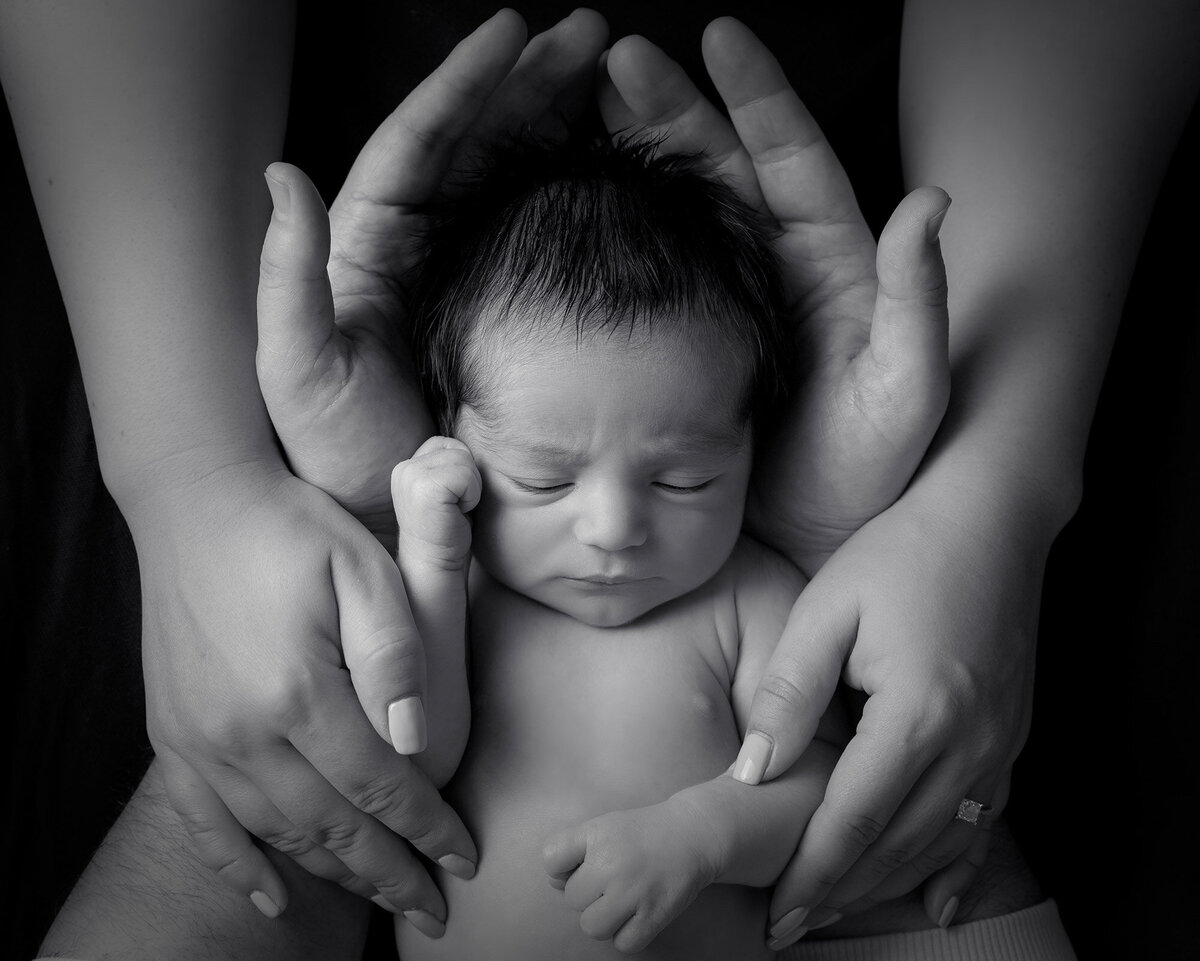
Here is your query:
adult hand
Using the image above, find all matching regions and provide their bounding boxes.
[258,8,609,539]
[752,475,1043,941]
[135,463,474,936]
[601,18,1037,940]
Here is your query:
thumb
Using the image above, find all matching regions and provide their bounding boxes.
[257,162,338,381]
[733,580,859,784]
[332,546,429,755]
[868,186,951,386]
[542,825,587,890]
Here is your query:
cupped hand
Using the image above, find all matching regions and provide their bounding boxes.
[133,463,476,931]
[257,8,609,534]
[601,20,951,574]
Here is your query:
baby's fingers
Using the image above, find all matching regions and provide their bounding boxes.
[258,163,339,381]
[581,894,637,944]
[542,824,588,890]
[159,751,288,919]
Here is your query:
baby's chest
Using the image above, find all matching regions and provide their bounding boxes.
[463,587,741,814]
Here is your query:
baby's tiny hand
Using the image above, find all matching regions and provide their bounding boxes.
[392,436,482,573]
[543,800,718,954]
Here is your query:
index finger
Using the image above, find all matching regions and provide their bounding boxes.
[458,8,610,157]
[769,687,941,925]
[601,34,764,209]
[334,9,528,212]
[288,670,478,877]
[701,17,868,233]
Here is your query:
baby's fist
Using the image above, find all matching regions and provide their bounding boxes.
[392,437,482,572]
[543,803,717,954]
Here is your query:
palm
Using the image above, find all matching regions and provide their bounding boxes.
[601,23,948,574]
[257,11,609,526]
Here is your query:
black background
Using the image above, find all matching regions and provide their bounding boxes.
[4,2,1197,957]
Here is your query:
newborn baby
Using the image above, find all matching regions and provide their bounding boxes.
[387,139,858,960]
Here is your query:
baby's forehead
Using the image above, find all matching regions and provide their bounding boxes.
[458,317,752,455]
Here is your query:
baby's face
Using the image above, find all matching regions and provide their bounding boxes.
[456,323,753,628]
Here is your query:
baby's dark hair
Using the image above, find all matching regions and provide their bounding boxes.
[410,136,791,435]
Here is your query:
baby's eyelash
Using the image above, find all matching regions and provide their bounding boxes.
[654,480,714,494]
[513,480,572,494]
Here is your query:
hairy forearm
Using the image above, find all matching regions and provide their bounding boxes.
[0,0,296,511]
[900,0,1200,527]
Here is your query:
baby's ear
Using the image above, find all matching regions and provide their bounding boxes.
[257,162,336,382]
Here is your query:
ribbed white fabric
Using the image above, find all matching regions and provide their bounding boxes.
[784,901,1077,961]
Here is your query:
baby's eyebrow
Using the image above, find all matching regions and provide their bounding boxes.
[488,425,747,464]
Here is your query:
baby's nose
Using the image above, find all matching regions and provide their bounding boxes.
[573,485,648,551]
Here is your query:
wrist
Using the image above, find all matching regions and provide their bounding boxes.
[113,448,289,536]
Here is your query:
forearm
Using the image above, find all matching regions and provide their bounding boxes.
[0,0,296,512]
[671,741,839,889]
[901,0,1200,527]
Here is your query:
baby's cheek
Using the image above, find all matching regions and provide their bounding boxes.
[470,501,547,588]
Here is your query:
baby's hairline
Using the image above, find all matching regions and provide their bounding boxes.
[444,300,762,439]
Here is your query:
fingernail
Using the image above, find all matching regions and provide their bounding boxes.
[438,852,477,880]
[926,199,951,243]
[767,925,808,951]
[249,889,281,918]
[404,908,447,939]
[938,895,960,929]
[768,905,808,940]
[733,731,773,785]
[263,169,291,217]
[809,911,842,930]
[388,696,427,754]
[371,894,401,915]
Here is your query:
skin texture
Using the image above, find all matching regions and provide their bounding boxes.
[389,322,842,956]
[457,327,753,627]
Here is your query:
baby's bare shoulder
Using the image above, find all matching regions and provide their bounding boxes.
[718,536,807,603]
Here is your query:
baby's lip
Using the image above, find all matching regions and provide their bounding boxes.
[566,574,646,586]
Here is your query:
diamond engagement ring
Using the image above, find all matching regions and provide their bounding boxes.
[955,798,993,825]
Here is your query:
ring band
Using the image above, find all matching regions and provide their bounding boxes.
[955,798,993,825]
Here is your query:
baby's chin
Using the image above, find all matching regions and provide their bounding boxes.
[536,578,695,628]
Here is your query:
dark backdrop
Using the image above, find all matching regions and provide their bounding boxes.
[4,2,1197,958]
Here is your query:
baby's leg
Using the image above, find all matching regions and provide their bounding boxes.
[39,762,370,961]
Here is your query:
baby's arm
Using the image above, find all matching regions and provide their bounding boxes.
[389,437,480,788]
[543,545,846,953]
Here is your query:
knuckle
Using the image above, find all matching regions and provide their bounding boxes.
[842,811,888,850]
[752,670,812,720]
[358,632,422,680]
[871,843,916,875]
[262,670,324,731]
[346,773,403,821]
[258,825,317,860]
[380,786,440,845]
[376,870,429,910]
[908,844,957,879]
[308,817,364,855]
